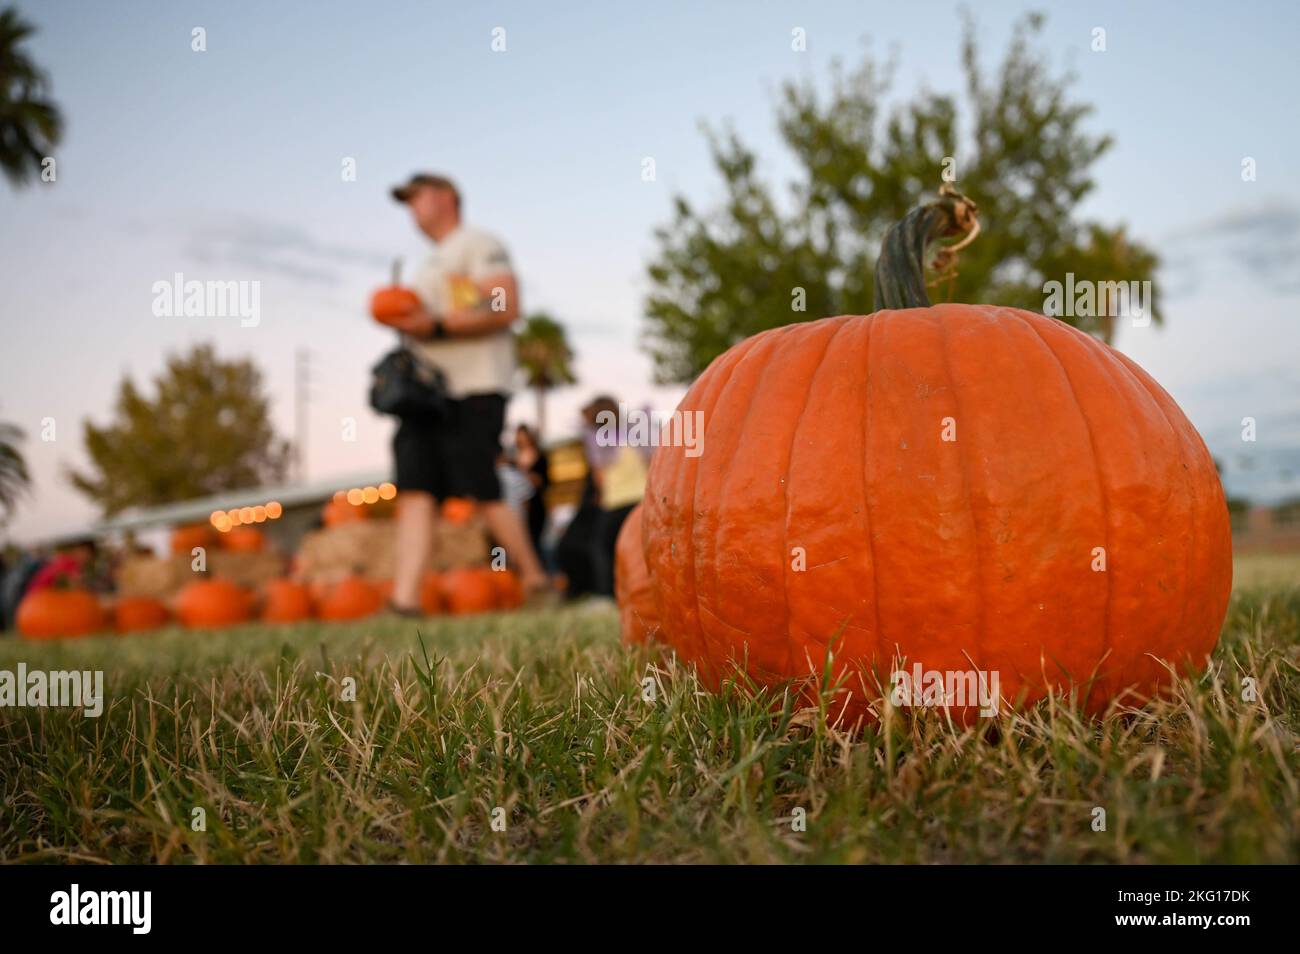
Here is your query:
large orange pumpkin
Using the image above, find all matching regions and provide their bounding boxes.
[221,526,265,553]
[614,505,659,644]
[171,523,214,556]
[17,588,105,639]
[260,579,314,623]
[176,578,252,629]
[114,595,170,633]
[440,566,498,615]
[318,575,383,621]
[641,191,1232,717]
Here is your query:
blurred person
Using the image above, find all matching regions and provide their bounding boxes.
[26,538,109,593]
[514,424,550,563]
[496,451,535,526]
[379,173,549,613]
[581,396,649,598]
[555,470,602,600]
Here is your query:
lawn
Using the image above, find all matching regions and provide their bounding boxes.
[1,555,1298,864]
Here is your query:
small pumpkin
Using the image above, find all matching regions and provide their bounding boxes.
[17,588,105,640]
[641,190,1232,717]
[318,575,383,621]
[323,498,367,527]
[490,569,525,610]
[370,287,421,324]
[176,578,252,629]
[114,595,170,633]
[419,571,444,615]
[221,526,265,553]
[440,566,498,615]
[260,579,315,623]
[614,505,659,644]
[440,497,476,526]
[171,523,214,556]
[370,258,422,324]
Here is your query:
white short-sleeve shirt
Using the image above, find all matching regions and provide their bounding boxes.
[407,225,518,398]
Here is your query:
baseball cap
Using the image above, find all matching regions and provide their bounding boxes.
[390,173,461,205]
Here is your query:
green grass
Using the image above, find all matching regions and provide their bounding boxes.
[1,554,1298,864]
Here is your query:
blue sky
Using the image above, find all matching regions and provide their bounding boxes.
[2,0,1298,542]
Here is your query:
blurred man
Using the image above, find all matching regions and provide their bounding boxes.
[581,396,649,598]
[382,173,547,611]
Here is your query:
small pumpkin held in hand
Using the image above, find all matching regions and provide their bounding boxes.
[18,588,105,640]
[370,286,421,324]
[370,257,421,325]
[176,578,251,629]
[641,189,1232,718]
[614,505,659,644]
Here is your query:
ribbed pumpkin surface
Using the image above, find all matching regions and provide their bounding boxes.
[642,304,1232,711]
[615,505,659,644]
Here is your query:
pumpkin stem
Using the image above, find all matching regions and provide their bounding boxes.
[874,185,980,310]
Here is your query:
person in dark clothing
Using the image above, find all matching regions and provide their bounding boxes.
[555,472,601,600]
[514,424,550,563]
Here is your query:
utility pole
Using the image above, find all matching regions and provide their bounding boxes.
[294,348,311,483]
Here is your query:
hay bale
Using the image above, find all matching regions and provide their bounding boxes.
[209,550,286,589]
[295,517,489,582]
[432,520,490,570]
[118,555,190,599]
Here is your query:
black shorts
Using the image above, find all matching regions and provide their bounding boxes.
[393,393,506,502]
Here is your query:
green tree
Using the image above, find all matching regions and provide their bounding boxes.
[70,344,291,516]
[0,420,29,527]
[0,7,63,188]
[515,313,577,440]
[644,13,1160,383]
